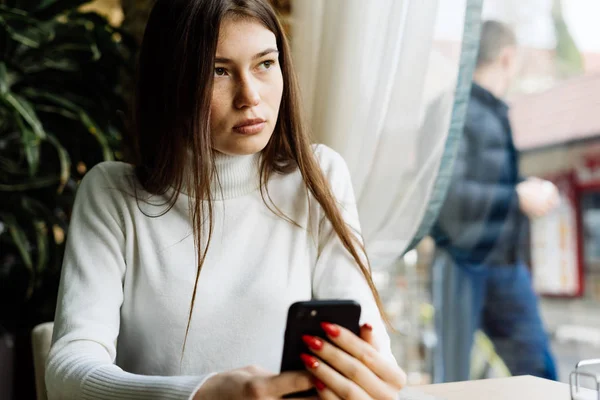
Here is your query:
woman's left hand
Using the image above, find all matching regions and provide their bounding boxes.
[301,323,406,400]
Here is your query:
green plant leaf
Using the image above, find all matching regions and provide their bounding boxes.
[45,133,71,193]
[0,15,41,47]
[2,92,48,176]
[14,112,40,176]
[33,0,92,19]
[22,58,79,73]
[21,90,113,161]
[20,196,64,275]
[79,112,113,161]
[34,0,82,11]
[0,174,61,191]
[32,220,49,276]
[0,7,55,48]
[4,92,46,140]
[0,156,26,175]
[0,63,9,95]
[0,5,29,18]
[0,213,35,299]
[35,104,78,119]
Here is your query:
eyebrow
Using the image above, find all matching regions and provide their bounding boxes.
[214,48,279,64]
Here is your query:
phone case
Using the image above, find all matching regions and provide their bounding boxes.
[280,300,361,398]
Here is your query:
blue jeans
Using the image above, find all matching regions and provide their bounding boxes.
[431,250,557,382]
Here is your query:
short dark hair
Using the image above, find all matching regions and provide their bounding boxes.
[476,20,517,67]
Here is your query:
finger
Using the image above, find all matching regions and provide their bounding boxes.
[315,386,341,400]
[303,335,391,399]
[310,378,340,400]
[553,195,561,207]
[359,323,379,351]
[321,322,406,388]
[302,353,371,400]
[267,371,314,397]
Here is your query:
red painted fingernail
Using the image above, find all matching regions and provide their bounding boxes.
[300,353,320,369]
[302,335,324,351]
[362,323,373,331]
[314,378,327,391]
[321,322,341,337]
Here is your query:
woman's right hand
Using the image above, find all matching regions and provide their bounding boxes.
[194,365,317,400]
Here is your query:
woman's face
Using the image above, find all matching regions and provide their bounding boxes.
[210,17,284,156]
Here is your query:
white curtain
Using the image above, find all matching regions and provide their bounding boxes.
[292,0,470,269]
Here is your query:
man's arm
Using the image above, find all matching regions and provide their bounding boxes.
[434,124,519,250]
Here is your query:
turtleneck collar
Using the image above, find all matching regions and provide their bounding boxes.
[178,151,262,200]
[211,151,262,200]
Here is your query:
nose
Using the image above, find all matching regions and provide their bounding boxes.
[234,74,260,109]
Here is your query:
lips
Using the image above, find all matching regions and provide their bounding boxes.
[233,118,266,135]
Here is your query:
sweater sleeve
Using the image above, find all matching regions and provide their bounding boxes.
[46,163,211,400]
[310,146,396,366]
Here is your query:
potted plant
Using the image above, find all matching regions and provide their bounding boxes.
[0,1,134,398]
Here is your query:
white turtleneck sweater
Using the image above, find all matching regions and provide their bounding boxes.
[46,145,394,400]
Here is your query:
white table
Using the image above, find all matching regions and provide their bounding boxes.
[416,375,597,400]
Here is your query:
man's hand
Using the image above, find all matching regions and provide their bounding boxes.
[516,178,560,219]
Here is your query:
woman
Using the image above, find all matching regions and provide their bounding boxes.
[46,0,406,399]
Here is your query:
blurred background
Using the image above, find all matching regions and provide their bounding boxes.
[0,0,599,399]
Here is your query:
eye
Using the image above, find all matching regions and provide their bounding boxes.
[259,60,276,70]
[215,67,228,76]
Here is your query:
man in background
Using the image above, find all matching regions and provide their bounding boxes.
[431,20,559,382]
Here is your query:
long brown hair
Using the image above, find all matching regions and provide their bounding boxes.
[132,0,389,353]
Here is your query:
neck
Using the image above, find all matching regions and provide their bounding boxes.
[473,67,507,99]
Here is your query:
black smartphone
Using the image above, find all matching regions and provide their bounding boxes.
[280,300,361,398]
